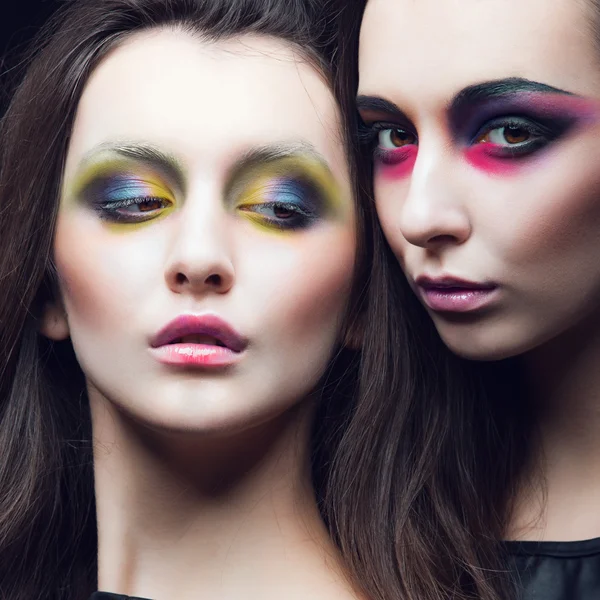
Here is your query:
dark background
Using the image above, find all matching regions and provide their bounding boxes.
[1,0,61,114]
[1,0,59,56]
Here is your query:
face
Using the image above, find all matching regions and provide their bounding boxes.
[358,0,600,360]
[46,29,356,435]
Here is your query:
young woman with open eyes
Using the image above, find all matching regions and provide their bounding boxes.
[331,0,600,599]
[0,0,413,598]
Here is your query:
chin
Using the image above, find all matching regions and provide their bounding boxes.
[125,400,284,438]
[88,382,281,439]
[442,337,517,362]
[434,320,538,363]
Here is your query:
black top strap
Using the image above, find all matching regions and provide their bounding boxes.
[89,593,153,600]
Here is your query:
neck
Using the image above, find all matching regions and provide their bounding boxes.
[510,310,600,541]
[91,392,355,600]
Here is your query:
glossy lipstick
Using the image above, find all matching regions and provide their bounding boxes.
[150,314,248,368]
[416,276,498,313]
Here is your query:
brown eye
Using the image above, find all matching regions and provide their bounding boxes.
[105,196,172,222]
[272,204,295,219]
[476,125,532,145]
[137,198,165,212]
[503,126,529,144]
[378,128,417,149]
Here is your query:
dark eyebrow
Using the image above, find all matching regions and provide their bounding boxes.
[356,95,405,120]
[78,141,186,189]
[451,77,574,112]
[357,79,575,125]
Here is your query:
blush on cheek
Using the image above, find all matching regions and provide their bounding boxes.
[375,146,417,180]
[465,143,526,176]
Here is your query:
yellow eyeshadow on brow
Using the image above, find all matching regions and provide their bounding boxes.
[233,154,343,213]
[66,156,175,204]
[226,153,348,236]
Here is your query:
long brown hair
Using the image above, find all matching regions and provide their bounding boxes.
[326,3,534,600]
[0,1,374,598]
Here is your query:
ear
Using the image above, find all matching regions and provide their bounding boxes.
[39,301,70,341]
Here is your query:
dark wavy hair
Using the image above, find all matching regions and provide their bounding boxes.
[0,1,533,599]
[327,2,538,600]
[0,0,380,598]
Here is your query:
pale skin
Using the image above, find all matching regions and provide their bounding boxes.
[358,0,600,541]
[42,29,361,600]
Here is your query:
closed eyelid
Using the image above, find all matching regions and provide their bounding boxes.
[67,142,186,199]
[225,151,343,219]
[71,167,176,211]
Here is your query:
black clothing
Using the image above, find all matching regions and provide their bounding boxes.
[508,537,600,599]
[89,594,153,600]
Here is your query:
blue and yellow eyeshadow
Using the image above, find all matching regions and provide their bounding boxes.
[232,154,342,233]
[68,157,177,229]
[68,151,342,234]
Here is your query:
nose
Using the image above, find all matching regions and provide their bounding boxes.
[164,186,235,296]
[398,147,471,251]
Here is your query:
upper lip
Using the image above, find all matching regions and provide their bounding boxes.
[415,275,497,290]
[151,314,248,352]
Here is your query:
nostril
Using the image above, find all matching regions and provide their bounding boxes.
[428,234,459,245]
[205,273,222,286]
[167,268,232,293]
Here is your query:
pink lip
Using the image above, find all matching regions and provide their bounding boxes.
[415,276,498,313]
[150,314,248,368]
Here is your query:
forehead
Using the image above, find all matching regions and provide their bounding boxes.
[358,0,600,102]
[64,29,346,179]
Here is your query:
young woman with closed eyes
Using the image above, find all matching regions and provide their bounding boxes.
[332,0,600,599]
[0,0,410,598]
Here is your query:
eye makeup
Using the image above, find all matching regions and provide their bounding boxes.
[229,153,342,233]
[449,78,589,125]
[379,129,417,179]
[358,78,600,179]
[373,139,417,180]
[460,92,599,174]
[68,143,342,233]
[70,157,177,225]
[356,102,418,180]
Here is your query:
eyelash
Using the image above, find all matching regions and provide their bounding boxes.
[96,195,317,231]
[96,196,172,223]
[357,120,397,145]
[358,121,416,161]
[239,200,317,231]
[470,115,563,156]
[358,114,570,161]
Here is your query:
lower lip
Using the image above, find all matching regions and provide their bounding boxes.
[149,344,243,368]
[419,286,498,313]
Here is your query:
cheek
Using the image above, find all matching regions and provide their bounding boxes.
[534,190,600,243]
[500,161,600,269]
[53,212,161,333]
[244,228,356,346]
